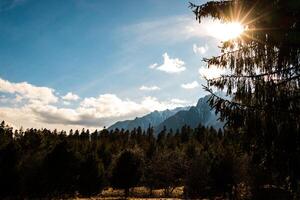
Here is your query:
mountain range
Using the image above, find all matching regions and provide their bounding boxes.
[108,94,224,133]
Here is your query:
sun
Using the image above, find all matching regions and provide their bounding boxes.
[207,21,244,41]
[223,22,244,40]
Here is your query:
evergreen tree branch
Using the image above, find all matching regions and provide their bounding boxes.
[208,66,297,81]
[203,85,300,115]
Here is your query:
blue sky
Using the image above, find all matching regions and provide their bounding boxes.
[0,0,232,130]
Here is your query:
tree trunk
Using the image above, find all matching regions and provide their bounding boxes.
[149,187,153,197]
[124,188,129,198]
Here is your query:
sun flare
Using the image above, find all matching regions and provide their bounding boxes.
[207,21,244,41]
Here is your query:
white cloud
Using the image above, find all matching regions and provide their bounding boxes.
[0,106,37,128]
[0,77,189,129]
[0,95,9,103]
[28,94,186,127]
[193,44,208,55]
[149,63,158,69]
[199,66,226,79]
[0,78,58,104]
[79,94,145,118]
[181,81,200,89]
[78,94,186,120]
[153,53,186,74]
[139,85,160,91]
[63,101,71,105]
[141,96,185,111]
[170,98,188,104]
[62,92,80,101]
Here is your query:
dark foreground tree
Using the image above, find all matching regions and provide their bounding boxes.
[190,0,300,198]
[43,141,79,195]
[184,152,212,198]
[0,142,18,197]
[144,150,186,196]
[78,154,104,196]
[111,150,143,197]
[0,121,19,197]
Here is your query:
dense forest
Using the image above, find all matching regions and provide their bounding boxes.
[0,120,272,199]
[0,119,298,199]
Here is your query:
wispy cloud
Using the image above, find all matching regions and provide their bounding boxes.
[122,15,230,45]
[181,81,199,89]
[63,101,71,106]
[149,63,158,69]
[62,92,80,101]
[151,53,186,74]
[139,85,161,91]
[193,44,208,55]
[170,98,188,104]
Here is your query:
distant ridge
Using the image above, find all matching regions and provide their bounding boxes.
[108,94,224,133]
[155,94,224,132]
[108,107,190,131]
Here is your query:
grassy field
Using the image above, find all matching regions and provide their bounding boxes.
[73,187,186,199]
[71,187,225,200]
[76,198,184,200]
[104,187,182,197]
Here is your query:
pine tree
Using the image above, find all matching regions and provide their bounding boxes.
[111,150,143,197]
[190,0,300,195]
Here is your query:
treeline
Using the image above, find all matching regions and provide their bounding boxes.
[0,120,296,199]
